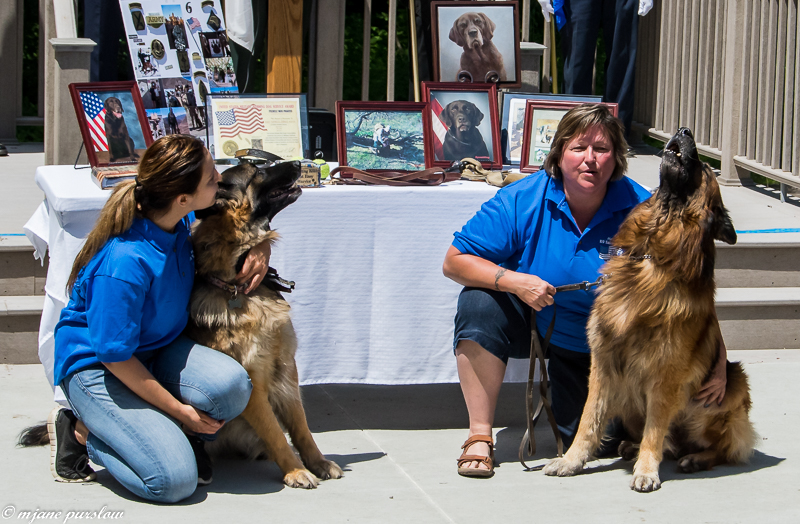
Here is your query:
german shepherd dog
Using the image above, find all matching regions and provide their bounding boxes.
[187,160,344,488]
[543,128,756,492]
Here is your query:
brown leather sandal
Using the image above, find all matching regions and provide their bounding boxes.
[457,434,495,478]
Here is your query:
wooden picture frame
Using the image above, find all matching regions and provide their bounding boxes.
[500,92,602,166]
[335,101,431,173]
[520,100,618,173]
[422,81,502,169]
[431,1,521,88]
[69,81,153,168]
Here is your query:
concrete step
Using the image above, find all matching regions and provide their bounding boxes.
[716,242,800,287]
[0,295,44,365]
[0,236,47,296]
[717,287,800,350]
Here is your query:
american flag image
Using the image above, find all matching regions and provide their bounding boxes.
[430,98,447,160]
[215,105,265,138]
[80,91,108,152]
[187,17,201,30]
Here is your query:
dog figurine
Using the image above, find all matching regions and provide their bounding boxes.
[186,160,344,489]
[440,100,490,161]
[543,127,756,492]
[449,12,507,82]
[103,97,139,163]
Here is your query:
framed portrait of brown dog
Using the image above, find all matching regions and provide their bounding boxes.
[431,1,521,88]
[422,81,502,169]
[519,100,618,173]
[69,81,153,167]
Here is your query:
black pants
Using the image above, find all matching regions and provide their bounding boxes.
[561,0,639,134]
[454,287,592,448]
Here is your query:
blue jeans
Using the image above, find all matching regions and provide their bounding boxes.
[60,335,252,503]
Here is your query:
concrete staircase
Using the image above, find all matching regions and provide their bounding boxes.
[716,240,800,350]
[0,236,46,364]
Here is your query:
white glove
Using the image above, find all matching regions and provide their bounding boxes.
[638,0,653,16]
[538,0,554,22]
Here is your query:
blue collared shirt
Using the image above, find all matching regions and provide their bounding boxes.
[53,216,195,385]
[452,170,651,353]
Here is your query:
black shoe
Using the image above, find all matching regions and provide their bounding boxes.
[187,435,213,485]
[47,407,96,483]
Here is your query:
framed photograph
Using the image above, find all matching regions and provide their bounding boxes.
[422,81,501,169]
[209,94,309,160]
[431,1,521,88]
[336,101,431,173]
[69,81,153,167]
[520,100,618,173]
[501,93,601,166]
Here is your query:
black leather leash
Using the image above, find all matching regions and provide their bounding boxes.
[518,274,609,470]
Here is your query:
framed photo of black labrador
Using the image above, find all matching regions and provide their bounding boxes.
[69,81,153,167]
[423,82,501,169]
[520,100,618,173]
[336,101,431,173]
[431,1,520,88]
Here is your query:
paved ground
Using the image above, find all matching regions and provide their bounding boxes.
[1,144,799,522]
[2,350,799,523]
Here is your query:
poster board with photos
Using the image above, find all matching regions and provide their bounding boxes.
[120,0,237,148]
[519,100,618,173]
[69,81,153,168]
[208,94,310,160]
[500,93,601,166]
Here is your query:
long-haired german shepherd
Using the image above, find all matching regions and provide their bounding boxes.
[187,160,343,489]
[543,128,757,492]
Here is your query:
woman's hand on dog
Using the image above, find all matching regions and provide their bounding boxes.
[237,240,272,294]
[695,339,728,407]
[180,405,225,435]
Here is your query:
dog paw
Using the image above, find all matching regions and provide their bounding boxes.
[283,468,320,489]
[618,441,639,461]
[630,472,661,492]
[308,459,344,480]
[677,454,708,473]
[543,457,584,477]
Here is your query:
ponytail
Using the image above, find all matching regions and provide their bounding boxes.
[65,135,207,294]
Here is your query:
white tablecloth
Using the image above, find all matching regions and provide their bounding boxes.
[25,165,533,396]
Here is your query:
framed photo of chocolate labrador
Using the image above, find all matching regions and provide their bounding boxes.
[69,81,153,167]
[520,100,618,173]
[336,101,431,173]
[431,1,521,88]
[422,81,502,169]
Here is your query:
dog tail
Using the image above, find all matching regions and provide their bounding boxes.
[17,423,49,447]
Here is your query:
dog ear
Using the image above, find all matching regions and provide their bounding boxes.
[471,102,484,126]
[440,103,453,128]
[449,18,465,47]
[479,13,495,40]
[711,203,737,245]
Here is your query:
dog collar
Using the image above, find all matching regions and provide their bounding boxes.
[205,275,247,297]
[203,268,296,297]
[446,129,474,147]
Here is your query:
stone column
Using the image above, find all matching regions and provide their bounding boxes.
[0,0,24,143]
[49,38,95,166]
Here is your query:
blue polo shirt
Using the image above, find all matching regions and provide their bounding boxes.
[53,216,195,386]
[452,170,651,353]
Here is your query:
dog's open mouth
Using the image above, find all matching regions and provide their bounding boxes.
[267,183,301,201]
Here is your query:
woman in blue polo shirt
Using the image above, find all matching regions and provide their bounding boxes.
[444,104,729,477]
[48,135,269,502]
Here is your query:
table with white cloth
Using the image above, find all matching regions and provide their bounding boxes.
[24,165,534,402]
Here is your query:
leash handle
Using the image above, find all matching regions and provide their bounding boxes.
[519,306,564,471]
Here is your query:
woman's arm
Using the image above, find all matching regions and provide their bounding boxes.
[103,357,224,435]
[237,240,271,294]
[443,245,556,311]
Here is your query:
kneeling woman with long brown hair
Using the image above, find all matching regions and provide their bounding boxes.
[47,135,271,502]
